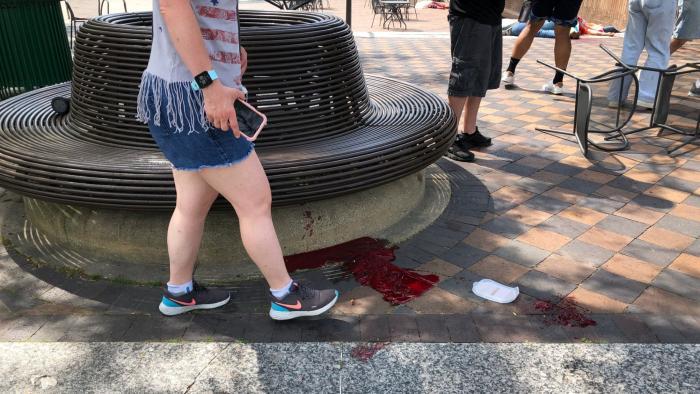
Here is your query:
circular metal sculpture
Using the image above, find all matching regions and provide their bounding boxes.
[0,11,455,210]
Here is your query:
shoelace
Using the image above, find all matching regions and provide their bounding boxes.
[192,281,208,293]
[295,283,315,300]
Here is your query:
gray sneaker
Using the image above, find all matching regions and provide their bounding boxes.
[269,282,338,320]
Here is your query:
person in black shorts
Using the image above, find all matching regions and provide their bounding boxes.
[445,0,505,162]
[502,0,584,95]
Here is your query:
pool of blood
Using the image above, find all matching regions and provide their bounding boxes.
[534,298,597,328]
[284,237,438,305]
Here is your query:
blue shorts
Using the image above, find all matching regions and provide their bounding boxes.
[144,91,254,172]
[674,0,700,40]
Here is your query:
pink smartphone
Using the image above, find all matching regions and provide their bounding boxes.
[234,98,267,141]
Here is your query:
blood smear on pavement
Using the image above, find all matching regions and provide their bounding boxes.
[534,298,597,328]
[284,237,438,305]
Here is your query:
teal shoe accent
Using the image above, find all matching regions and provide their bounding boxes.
[161,296,180,308]
[270,303,289,312]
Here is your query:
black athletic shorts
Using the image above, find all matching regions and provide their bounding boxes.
[448,15,502,98]
[531,0,583,27]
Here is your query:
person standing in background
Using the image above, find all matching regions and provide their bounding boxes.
[607,0,677,108]
[445,0,505,162]
[670,0,700,97]
[502,0,584,95]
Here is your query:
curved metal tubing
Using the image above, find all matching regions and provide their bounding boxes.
[0,11,456,210]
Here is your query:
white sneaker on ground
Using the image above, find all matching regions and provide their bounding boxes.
[689,79,700,97]
[542,82,563,95]
[637,99,654,109]
[607,101,619,108]
[502,72,515,86]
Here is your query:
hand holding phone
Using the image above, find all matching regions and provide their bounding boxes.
[233,99,267,141]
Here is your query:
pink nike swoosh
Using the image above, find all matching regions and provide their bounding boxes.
[274,300,302,310]
[169,298,196,306]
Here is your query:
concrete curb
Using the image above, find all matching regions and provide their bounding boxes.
[0,343,698,392]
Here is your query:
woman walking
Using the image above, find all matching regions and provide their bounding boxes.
[137,0,338,320]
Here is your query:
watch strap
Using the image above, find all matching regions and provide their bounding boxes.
[191,69,218,91]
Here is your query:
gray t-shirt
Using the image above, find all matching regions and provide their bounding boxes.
[137,0,244,133]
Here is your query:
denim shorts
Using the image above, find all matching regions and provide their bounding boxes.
[530,0,583,27]
[144,91,254,172]
[674,0,700,40]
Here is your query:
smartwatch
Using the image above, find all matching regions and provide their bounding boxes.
[191,70,218,91]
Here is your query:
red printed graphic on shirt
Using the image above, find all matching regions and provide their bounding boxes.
[200,28,239,44]
[196,5,237,21]
[210,51,241,65]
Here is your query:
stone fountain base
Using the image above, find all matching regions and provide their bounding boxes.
[5,166,450,283]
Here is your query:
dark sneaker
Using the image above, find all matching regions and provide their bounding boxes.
[445,136,475,162]
[159,281,230,316]
[269,282,338,320]
[460,128,492,149]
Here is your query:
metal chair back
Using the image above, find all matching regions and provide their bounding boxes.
[652,65,678,125]
[575,83,593,156]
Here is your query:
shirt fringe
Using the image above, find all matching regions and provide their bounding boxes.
[136,72,209,134]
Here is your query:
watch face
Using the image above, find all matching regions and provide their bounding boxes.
[197,73,212,87]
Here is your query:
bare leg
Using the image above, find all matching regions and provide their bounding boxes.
[552,25,572,86]
[199,151,291,289]
[462,96,482,134]
[168,170,219,285]
[448,96,467,133]
[670,38,688,54]
[510,19,546,62]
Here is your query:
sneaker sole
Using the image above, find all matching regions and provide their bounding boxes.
[159,295,231,316]
[462,141,493,150]
[269,291,339,321]
[542,84,563,95]
[444,151,475,162]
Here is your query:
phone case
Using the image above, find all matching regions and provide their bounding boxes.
[234,99,266,141]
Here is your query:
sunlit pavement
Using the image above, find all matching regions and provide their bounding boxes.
[1,3,700,392]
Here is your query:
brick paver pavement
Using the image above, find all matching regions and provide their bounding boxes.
[1,11,699,343]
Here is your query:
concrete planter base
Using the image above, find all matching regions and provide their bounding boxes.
[14,166,449,283]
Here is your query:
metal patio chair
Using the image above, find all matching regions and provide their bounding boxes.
[99,0,127,15]
[371,0,390,28]
[535,45,639,157]
[603,62,700,154]
[60,0,89,50]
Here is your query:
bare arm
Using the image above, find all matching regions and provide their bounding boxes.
[159,0,242,135]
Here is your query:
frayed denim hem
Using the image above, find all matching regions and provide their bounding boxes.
[170,145,254,172]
